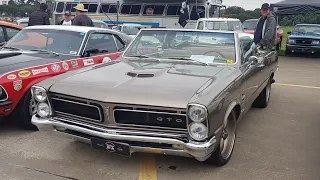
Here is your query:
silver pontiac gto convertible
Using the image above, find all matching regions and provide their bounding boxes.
[31,29,278,166]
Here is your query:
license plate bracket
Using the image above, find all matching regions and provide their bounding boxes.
[91,138,131,157]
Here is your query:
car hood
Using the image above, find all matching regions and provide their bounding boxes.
[0,50,73,75]
[48,60,227,108]
[289,34,320,40]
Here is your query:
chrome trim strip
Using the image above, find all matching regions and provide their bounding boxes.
[51,97,103,122]
[114,108,186,116]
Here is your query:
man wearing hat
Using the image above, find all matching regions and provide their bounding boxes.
[254,3,276,50]
[72,4,94,27]
[59,11,73,25]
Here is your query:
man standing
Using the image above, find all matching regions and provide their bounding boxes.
[254,3,276,50]
[59,11,73,25]
[72,4,94,27]
[28,3,50,26]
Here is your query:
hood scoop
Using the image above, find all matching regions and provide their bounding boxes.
[126,68,166,78]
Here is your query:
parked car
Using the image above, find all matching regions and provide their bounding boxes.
[286,24,320,55]
[196,18,243,32]
[92,20,109,29]
[0,21,23,47]
[12,18,29,28]
[0,25,132,129]
[112,23,147,37]
[242,19,283,50]
[31,28,278,166]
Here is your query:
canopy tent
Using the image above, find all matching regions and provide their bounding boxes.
[271,0,320,15]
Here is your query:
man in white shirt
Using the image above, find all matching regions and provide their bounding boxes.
[59,11,73,25]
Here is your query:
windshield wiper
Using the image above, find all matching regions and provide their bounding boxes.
[166,57,208,65]
[2,46,22,51]
[30,49,59,56]
[128,55,162,62]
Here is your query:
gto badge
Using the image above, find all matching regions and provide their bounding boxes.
[13,80,22,91]
[7,74,16,80]
[156,117,183,123]
[62,62,69,70]
[105,142,115,152]
[51,64,61,72]
[18,70,31,78]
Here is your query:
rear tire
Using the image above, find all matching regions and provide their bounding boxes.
[252,79,271,108]
[11,90,38,130]
[205,110,237,166]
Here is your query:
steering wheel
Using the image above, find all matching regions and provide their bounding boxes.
[203,51,224,58]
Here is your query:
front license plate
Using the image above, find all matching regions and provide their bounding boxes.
[91,138,131,157]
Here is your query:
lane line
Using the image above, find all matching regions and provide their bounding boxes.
[274,83,320,90]
[138,154,157,180]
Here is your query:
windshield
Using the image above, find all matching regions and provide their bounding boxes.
[93,22,108,29]
[123,30,236,64]
[4,29,85,55]
[243,21,257,30]
[292,25,320,35]
[123,26,141,35]
[205,21,242,31]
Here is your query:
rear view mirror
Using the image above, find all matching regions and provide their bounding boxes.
[248,56,258,65]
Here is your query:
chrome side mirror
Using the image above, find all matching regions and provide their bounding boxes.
[248,56,258,65]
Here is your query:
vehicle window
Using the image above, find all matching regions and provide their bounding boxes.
[206,21,241,31]
[197,21,204,30]
[93,22,108,29]
[190,6,205,20]
[243,21,257,30]
[6,27,20,40]
[122,26,141,35]
[166,5,181,16]
[56,2,64,13]
[124,30,236,64]
[100,4,118,13]
[121,4,141,14]
[85,33,117,54]
[143,5,165,15]
[0,27,5,43]
[114,35,125,51]
[66,3,78,12]
[5,29,84,55]
[83,4,98,13]
[293,25,320,35]
[240,36,254,61]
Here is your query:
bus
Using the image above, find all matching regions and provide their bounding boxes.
[47,0,223,29]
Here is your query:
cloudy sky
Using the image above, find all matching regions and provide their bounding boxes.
[223,0,282,10]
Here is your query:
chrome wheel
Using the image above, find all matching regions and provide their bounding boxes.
[29,98,37,116]
[219,116,236,160]
[266,82,271,104]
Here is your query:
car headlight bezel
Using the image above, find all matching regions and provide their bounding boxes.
[31,86,47,102]
[37,102,51,118]
[187,104,208,123]
[312,40,320,45]
[288,39,295,44]
[188,122,208,141]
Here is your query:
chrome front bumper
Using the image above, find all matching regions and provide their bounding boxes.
[32,116,217,162]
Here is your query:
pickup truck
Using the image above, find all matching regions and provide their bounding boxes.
[243,19,284,50]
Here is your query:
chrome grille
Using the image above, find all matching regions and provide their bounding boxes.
[113,106,187,129]
[295,39,312,45]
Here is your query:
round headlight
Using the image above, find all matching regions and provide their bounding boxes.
[33,87,47,102]
[189,122,208,141]
[188,105,208,122]
[37,102,50,117]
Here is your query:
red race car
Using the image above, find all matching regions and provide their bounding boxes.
[0,25,132,129]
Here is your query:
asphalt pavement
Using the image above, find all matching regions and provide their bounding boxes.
[0,56,320,180]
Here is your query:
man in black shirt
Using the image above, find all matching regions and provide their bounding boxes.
[28,3,50,26]
[72,4,94,27]
[254,3,276,50]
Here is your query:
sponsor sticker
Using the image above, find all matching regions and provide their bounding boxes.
[71,61,78,68]
[32,67,49,75]
[51,64,61,72]
[13,80,22,91]
[7,74,16,80]
[227,59,233,63]
[83,59,94,66]
[62,62,69,70]
[18,70,31,78]
[102,57,112,63]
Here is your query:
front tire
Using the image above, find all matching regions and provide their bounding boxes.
[206,110,237,166]
[11,90,38,130]
[252,79,271,108]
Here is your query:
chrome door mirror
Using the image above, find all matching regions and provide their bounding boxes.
[248,56,258,65]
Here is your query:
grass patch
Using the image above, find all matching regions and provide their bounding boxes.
[278,26,293,56]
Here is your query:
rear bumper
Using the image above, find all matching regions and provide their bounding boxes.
[286,44,320,53]
[32,116,217,162]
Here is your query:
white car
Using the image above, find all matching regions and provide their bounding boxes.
[195,18,243,32]
[13,18,29,27]
[112,24,147,38]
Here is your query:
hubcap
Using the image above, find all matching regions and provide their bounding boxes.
[29,98,37,116]
[220,117,236,160]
